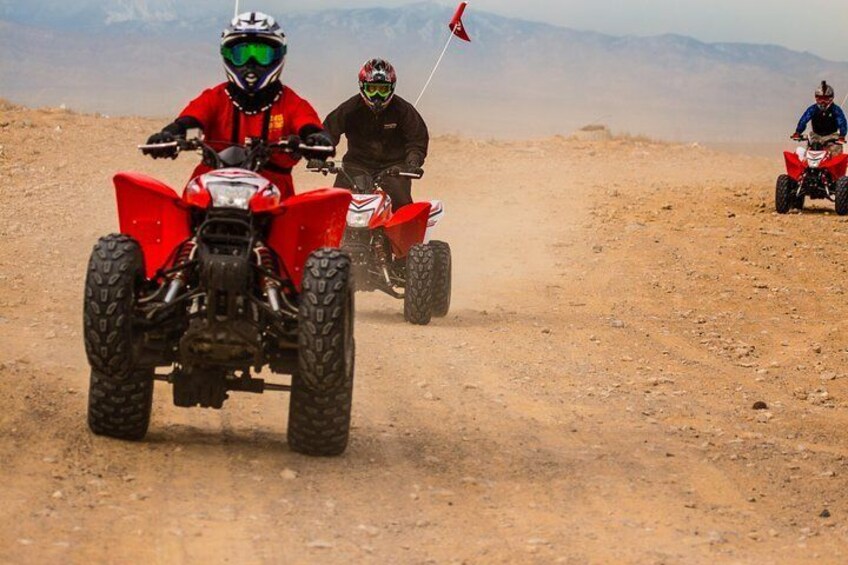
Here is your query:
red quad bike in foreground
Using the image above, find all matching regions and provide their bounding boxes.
[83,136,357,456]
[308,161,451,325]
[776,136,848,214]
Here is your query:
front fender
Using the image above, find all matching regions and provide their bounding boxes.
[383,202,432,258]
[825,153,848,180]
[266,188,352,290]
[783,151,805,181]
[114,172,191,279]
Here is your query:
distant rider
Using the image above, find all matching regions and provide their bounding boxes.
[792,81,847,156]
[323,58,429,211]
[142,12,333,199]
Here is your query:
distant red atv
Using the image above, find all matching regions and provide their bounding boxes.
[83,136,356,456]
[308,161,451,325]
[776,136,848,214]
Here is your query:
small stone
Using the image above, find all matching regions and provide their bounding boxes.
[752,401,768,411]
[357,524,380,537]
[610,319,625,328]
[51,490,63,499]
[821,509,832,518]
[307,540,334,549]
[280,469,298,480]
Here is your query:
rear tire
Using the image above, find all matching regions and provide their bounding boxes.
[84,234,153,441]
[288,248,355,457]
[775,175,798,214]
[836,178,848,216]
[404,244,435,325]
[430,241,452,318]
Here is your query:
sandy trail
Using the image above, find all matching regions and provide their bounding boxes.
[2,107,848,564]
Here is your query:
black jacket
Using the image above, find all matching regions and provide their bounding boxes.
[324,95,429,170]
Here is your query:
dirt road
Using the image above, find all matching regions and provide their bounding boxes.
[3,104,848,563]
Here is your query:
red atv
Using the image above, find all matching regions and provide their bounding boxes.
[308,161,451,325]
[84,136,356,456]
[776,136,848,214]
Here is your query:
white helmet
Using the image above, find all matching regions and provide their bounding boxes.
[221,12,287,93]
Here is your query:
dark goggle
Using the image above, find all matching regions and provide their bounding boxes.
[817,95,834,104]
[221,42,283,66]
[362,83,394,99]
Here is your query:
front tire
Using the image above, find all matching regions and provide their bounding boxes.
[404,244,435,325]
[775,175,798,214]
[288,248,355,457]
[430,241,452,318]
[836,178,848,216]
[84,234,153,441]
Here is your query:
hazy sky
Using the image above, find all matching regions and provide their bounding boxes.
[247,0,848,61]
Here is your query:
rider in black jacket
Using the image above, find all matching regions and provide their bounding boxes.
[323,58,429,211]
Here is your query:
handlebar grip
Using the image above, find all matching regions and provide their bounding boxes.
[138,141,180,151]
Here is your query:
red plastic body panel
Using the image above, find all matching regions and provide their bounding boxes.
[266,188,352,289]
[825,153,848,180]
[114,173,192,279]
[382,202,432,258]
[783,151,805,181]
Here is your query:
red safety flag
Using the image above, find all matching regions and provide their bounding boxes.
[449,2,471,42]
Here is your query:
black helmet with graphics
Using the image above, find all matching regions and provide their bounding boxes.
[816,81,835,110]
[359,58,397,112]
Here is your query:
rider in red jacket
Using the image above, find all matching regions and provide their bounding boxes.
[143,12,333,199]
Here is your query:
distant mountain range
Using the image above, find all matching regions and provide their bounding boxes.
[2,1,847,141]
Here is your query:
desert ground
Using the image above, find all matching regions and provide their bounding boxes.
[3,102,848,564]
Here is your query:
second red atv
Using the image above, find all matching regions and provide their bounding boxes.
[776,136,848,214]
[83,136,356,456]
[308,161,451,325]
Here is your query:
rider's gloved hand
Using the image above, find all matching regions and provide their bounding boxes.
[303,131,336,159]
[791,132,803,142]
[839,136,846,145]
[403,152,424,176]
[143,131,180,159]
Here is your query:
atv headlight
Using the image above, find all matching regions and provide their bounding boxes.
[348,212,370,228]
[207,182,256,210]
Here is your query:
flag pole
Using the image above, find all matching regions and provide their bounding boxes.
[415,29,456,108]
[234,0,240,18]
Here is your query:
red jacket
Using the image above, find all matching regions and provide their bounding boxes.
[179,82,323,198]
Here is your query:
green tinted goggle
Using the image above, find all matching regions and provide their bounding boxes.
[221,42,284,66]
[362,83,394,99]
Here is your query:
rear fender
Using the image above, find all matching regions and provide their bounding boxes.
[383,202,432,258]
[784,151,805,181]
[824,153,848,180]
[266,188,351,290]
[114,172,191,279]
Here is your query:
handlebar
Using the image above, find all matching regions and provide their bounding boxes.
[306,160,424,180]
[138,137,335,155]
[791,134,845,145]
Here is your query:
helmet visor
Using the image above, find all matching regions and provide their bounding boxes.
[362,82,394,99]
[222,42,282,67]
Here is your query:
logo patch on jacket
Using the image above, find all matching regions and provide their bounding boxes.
[270,114,285,134]
[384,123,398,130]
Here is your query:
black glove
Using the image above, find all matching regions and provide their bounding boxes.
[142,131,179,159]
[303,131,336,159]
